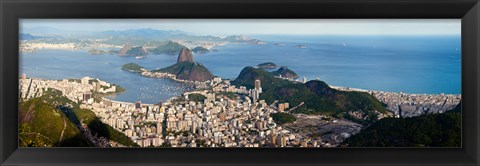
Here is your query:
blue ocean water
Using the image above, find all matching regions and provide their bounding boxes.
[197,35,461,94]
[20,35,461,104]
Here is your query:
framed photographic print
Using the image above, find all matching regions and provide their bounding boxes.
[1,0,479,166]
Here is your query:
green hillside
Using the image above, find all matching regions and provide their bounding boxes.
[345,104,461,147]
[19,98,91,147]
[270,112,297,125]
[121,63,144,73]
[232,66,388,124]
[188,93,206,103]
[232,66,291,91]
[68,107,139,147]
[21,88,139,147]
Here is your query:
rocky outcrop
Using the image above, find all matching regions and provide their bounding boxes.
[156,62,214,82]
[118,44,132,56]
[272,66,299,79]
[176,62,215,82]
[177,47,194,63]
[155,48,214,82]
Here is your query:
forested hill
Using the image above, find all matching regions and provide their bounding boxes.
[232,66,390,124]
[19,89,139,147]
[345,103,461,147]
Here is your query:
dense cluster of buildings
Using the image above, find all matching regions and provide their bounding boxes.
[19,40,120,53]
[19,75,329,147]
[19,42,77,53]
[83,78,329,147]
[137,69,211,89]
[19,73,461,147]
[330,86,461,117]
[139,69,177,80]
[85,98,164,147]
[371,91,461,117]
[248,79,263,101]
[19,75,117,104]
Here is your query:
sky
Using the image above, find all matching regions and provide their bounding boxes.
[20,19,460,36]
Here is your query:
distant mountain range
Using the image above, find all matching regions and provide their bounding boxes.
[19,33,43,40]
[22,27,261,43]
[22,26,72,36]
[93,28,188,40]
[94,28,261,43]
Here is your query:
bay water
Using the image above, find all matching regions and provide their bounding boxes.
[20,35,461,104]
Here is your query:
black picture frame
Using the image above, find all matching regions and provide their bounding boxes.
[1,0,479,166]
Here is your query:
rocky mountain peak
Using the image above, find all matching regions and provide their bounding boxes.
[177,47,194,63]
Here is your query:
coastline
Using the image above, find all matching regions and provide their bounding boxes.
[135,73,461,118]
[19,76,461,147]
[19,39,260,54]
[101,97,156,107]
[21,75,461,110]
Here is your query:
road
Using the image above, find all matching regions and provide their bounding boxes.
[58,117,67,142]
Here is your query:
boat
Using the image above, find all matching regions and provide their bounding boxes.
[295,44,306,49]
[135,56,146,59]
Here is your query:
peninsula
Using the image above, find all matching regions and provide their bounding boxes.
[122,47,215,82]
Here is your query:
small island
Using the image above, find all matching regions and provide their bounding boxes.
[295,44,306,49]
[257,62,278,69]
[122,47,215,82]
[121,63,144,73]
[192,46,210,54]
